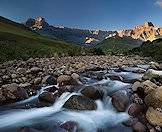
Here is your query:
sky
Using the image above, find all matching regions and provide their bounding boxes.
[0,0,162,30]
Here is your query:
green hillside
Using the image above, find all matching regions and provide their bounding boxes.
[130,39,162,61]
[93,36,140,54]
[0,16,82,62]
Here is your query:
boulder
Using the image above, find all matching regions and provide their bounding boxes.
[123,117,138,127]
[143,69,162,80]
[149,62,161,70]
[59,121,77,132]
[142,80,158,95]
[38,92,56,104]
[19,83,32,89]
[28,67,41,74]
[111,91,129,112]
[37,91,58,107]
[132,122,146,132]
[71,73,82,84]
[144,86,162,109]
[57,75,79,86]
[42,75,57,85]
[58,85,83,95]
[1,83,28,103]
[33,77,42,85]
[132,81,142,92]
[149,128,157,132]
[81,86,104,100]
[128,103,143,117]
[17,68,26,75]
[0,89,6,105]
[63,95,97,110]
[146,107,162,127]
[45,86,58,93]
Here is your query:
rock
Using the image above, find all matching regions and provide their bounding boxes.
[34,77,42,85]
[71,73,80,80]
[63,95,97,110]
[60,121,77,132]
[123,117,138,127]
[132,81,142,92]
[19,83,31,89]
[96,72,105,80]
[149,128,157,132]
[128,103,143,117]
[58,85,83,95]
[132,69,146,74]
[144,86,162,109]
[111,91,129,112]
[81,86,104,100]
[132,122,147,132]
[11,74,18,79]
[132,82,145,98]
[38,92,56,103]
[149,62,161,70]
[1,83,28,102]
[2,75,10,80]
[142,80,158,95]
[143,69,162,80]
[150,76,162,86]
[37,92,57,107]
[0,89,6,104]
[42,75,57,85]
[155,126,162,132]
[28,67,41,74]
[17,68,26,74]
[146,107,162,127]
[57,75,78,86]
[131,94,144,104]
[71,73,82,84]
[45,86,58,93]
[108,75,123,81]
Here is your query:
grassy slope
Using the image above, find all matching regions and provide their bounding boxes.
[93,36,138,54]
[0,16,82,62]
[130,39,162,61]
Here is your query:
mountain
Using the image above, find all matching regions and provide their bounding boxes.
[0,16,82,62]
[130,39,162,61]
[25,17,162,44]
[117,22,162,41]
[25,17,117,44]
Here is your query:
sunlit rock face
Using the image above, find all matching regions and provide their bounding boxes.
[117,22,162,41]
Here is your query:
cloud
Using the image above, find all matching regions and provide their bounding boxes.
[155,0,162,8]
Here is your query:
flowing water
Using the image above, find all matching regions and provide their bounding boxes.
[0,66,147,132]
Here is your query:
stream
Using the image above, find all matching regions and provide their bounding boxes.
[0,65,148,132]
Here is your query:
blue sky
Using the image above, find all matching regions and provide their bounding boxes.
[0,0,162,30]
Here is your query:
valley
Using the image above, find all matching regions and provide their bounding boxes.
[0,14,162,132]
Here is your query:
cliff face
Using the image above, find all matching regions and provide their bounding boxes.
[117,22,162,41]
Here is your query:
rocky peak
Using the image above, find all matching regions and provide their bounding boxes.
[25,18,35,27]
[25,16,49,29]
[144,22,154,28]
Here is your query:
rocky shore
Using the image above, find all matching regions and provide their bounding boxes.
[1,55,162,132]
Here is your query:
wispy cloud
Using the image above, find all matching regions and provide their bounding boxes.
[155,0,162,8]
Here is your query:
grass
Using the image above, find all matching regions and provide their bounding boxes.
[130,39,162,61]
[93,36,138,54]
[0,16,83,62]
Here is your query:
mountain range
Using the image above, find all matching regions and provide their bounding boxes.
[0,15,161,62]
[25,17,162,45]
